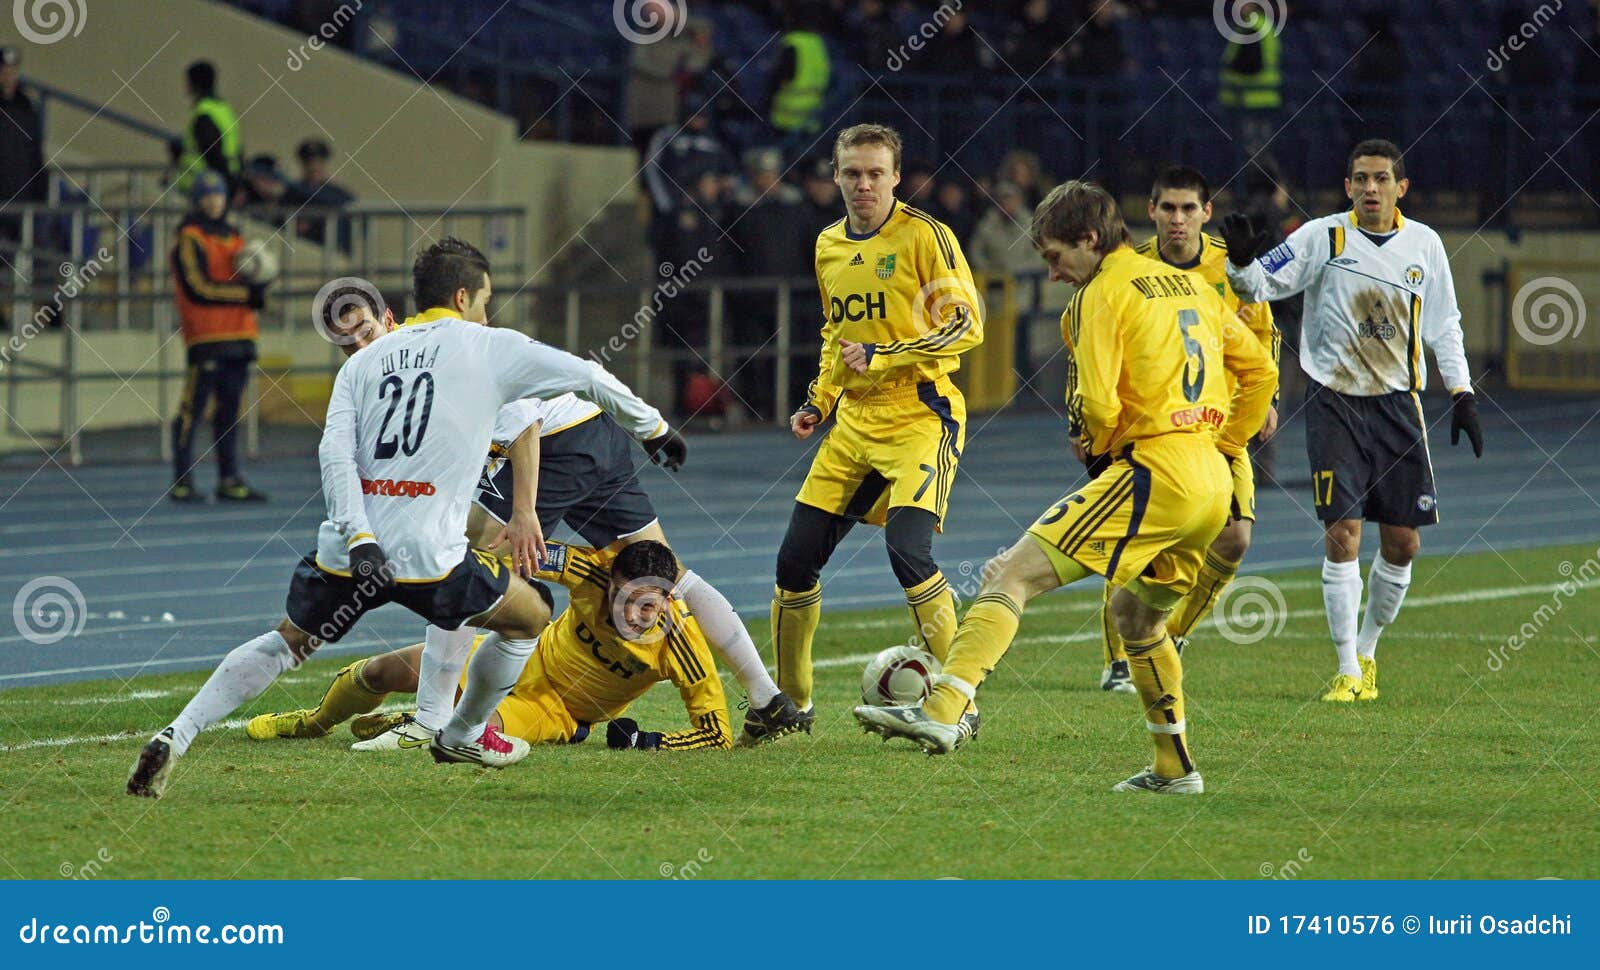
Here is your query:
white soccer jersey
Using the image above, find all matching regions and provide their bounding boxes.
[1227,208,1472,397]
[488,394,601,449]
[316,318,666,581]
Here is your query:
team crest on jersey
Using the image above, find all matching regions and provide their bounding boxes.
[875,253,897,279]
[1416,494,1436,512]
[1404,264,1425,288]
[1213,282,1227,298]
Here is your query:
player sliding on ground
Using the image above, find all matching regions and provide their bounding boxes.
[127,239,682,797]
[320,290,803,750]
[247,540,732,751]
[856,181,1276,794]
[1094,166,1281,693]
[1220,139,1482,701]
[765,123,982,742]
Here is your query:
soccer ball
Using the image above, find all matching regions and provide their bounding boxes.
[234,238,280,285]
[860,645,942,707]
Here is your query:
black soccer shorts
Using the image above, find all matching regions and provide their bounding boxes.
[474,412,658,547]
[1304,380,1439,527]
[285,548,510,643]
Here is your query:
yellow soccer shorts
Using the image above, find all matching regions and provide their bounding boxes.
[796,375,965,527]
[1225,451,1256,522]
[460,638,582,745]
[1027,435,1231,599]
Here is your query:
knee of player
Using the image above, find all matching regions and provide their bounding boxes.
[274,618,316,659]
[774,544,822,592]
[1323,522,1362,561]
[1380,532,1420,566]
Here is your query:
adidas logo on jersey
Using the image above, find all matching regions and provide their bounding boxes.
[849,253,864,266]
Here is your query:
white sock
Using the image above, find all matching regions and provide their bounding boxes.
[1321,559,1363,677]
[168,631,297,755]
[415,625,476,732]
[677,569,779,707]
[1356,555,1412,659]
[439,632,536,746]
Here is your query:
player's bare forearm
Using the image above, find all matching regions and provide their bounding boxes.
[500,422,546,572]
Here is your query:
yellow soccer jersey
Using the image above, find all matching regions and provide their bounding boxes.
[807,202,983,417]
[527,542,730,749]
[1062,245,1276,458]
[1136,232,1280,402]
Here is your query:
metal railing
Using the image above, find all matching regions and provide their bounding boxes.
[1,201,527,464]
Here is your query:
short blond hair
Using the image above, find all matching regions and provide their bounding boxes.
[832,123,902,173]
[1029,180,1129,255]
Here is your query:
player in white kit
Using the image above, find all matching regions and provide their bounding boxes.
[1221,140,1483,701]
[128,238,681,796]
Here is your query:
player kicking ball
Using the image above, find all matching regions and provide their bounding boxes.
[248,541,733,751]
[855,182,1275,794]
[127,239,680,797]
[1093,166,1281,693]
[1221,139,1482,701]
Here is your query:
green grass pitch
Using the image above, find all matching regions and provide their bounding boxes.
[2,541,1596,880]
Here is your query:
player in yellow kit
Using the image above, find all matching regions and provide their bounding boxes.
[246,541,731,751]
[761,123,983,741]
[1095,166,1282,692]
[856,181,1276,794]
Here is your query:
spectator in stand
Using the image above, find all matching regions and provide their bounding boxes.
[1576,3,1600,224]
[930,177,975,243]
[799,156,840,235]
[626,0,691,163]
[282,138,355,252]
[175,61,243,196]
[967,180,1042,321]
[996,149,1046,207]
[656,169,733,421]
[845,0,900,73]
[768,3,832,136]
[1065,1,1132,195]
[1217,0,1281,155]
[920,7,989,74]
[1004,0,1071,78]
[236,154,287,209]
[732,147,810,421]
[680,18,741,130]
[902,159,938,209]
[644,91,737,254]
[169,170,267,505]
[1238,155,1300,485]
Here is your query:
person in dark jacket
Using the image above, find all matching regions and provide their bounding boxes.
[0,47,45,214]
[169,170,267,503]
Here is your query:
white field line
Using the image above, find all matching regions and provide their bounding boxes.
[1,576,1588,751]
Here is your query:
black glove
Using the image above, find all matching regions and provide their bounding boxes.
[642,427,688,472]
[1220,212,1268,267]
[348,542,396,593]
[1083,450,1112,479]
[1450,391,1483,458]
[246,283,267,310]
[606,717,662,751]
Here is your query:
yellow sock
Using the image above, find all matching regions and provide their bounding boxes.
[1166,549,1241,639]
[1101,581,1127,666]
[924,592,1022,724]
[905,572,958,663]
[771,583,822,710]
[304,658,386,733]
[1124,631,1193,778]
